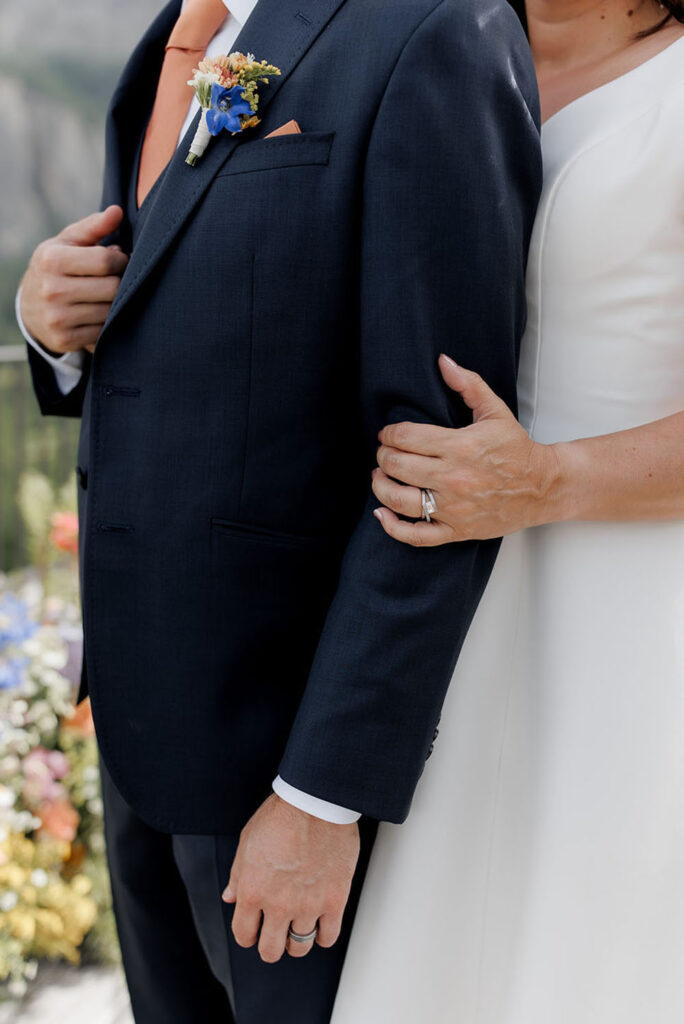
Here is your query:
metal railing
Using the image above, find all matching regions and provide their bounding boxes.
[0,346,80,572]
[0,345,29,363]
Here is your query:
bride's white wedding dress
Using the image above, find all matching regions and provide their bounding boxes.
[332,37,684,1024]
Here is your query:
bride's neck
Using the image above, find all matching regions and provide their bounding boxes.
[525,0,664,69]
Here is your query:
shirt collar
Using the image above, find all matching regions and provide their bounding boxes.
[223,0,259,28]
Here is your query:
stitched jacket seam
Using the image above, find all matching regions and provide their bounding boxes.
[364,0,449,145]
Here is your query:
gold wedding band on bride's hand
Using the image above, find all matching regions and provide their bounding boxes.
[421,488,437,523]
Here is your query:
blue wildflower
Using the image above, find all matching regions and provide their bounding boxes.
[0,595,37,652]
[206,83,253,136]
[0,656,28,690]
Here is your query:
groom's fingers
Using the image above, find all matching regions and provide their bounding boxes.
[315,911,343,949]
[371,469,423,518]
[69,303,118,328]
[58,243,129,279]
[59,205,124,248]
[60,274,124,305]
[231,900,262,949]
[374,507,453,548]
[257,913,289,964]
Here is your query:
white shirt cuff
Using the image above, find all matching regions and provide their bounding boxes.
[272,776,361,824]
[16,286,85,396]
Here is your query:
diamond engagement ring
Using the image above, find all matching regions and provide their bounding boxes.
[421,488,437,522]
[288,926,319,944]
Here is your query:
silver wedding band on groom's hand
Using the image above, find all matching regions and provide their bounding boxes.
[288,926,319,944]
[421,488,437,523]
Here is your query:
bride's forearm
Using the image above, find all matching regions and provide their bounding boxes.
[545,410,684,523]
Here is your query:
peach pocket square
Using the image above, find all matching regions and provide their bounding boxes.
[265,120,302,138]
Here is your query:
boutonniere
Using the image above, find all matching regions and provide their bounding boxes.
[186,52,281,166]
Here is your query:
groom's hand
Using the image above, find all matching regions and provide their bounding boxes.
[223,794,360,964]
[19,205,129,356]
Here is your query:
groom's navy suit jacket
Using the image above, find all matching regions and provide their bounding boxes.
[28,0,541,833]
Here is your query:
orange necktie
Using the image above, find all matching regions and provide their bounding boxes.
[137,0,228,207]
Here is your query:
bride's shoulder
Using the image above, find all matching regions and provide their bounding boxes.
[658,26,684,83]
[635,29,684,128]
[654,33,684,190]
[658,33,684,117]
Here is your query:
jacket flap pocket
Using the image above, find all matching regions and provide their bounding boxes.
[216,131,335,177]
[210,516,330,550]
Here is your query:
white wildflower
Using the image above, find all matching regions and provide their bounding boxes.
[187,69,220,89]
[8,978,28,999]
[90,833,105,854]
[41,648,68,669]
[0,890,18,911]
[0,755,20,777]
[0,785,16,809]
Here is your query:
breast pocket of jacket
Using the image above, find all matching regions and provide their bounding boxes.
[216,131,335,178]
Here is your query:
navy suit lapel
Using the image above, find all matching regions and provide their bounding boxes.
[101,0,348,338]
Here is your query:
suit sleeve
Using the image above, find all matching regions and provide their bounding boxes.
[278,0,542,822]
[26,341,92,418]
[16,259,91,417]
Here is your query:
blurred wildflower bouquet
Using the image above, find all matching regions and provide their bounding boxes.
[0,473,118,1002]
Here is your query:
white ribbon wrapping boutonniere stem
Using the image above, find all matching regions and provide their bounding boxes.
[186,52,282,166]
[187,110,212,165]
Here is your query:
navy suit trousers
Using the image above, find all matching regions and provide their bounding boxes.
[100,756,377,1023]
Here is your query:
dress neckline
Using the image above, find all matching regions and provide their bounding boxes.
[541,33,684,132]
[539,33,684,163]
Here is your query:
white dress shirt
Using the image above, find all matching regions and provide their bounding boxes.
[17,0,360,826]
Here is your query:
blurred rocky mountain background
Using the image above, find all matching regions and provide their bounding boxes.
[0,0,162,343]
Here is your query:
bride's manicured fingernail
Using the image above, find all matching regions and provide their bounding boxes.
[440,353,458,368]
[222,887,234,902]
[374,509,384,522]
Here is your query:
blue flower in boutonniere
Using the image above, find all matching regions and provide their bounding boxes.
[206,83,253,135]
[185,52,282,166]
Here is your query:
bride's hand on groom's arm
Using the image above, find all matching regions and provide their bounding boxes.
[222,794,360,964]
[372,353,565,545]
